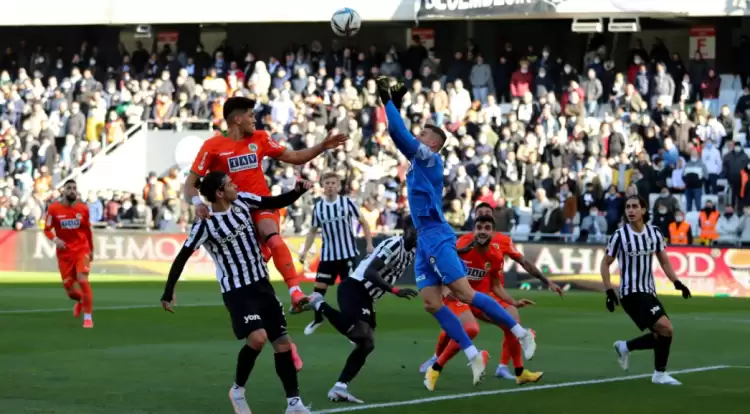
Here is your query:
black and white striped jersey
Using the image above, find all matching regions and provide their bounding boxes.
[184,192,269,293]
[312,195,360,261]
[351,235,416,301]
[606,223,665,297]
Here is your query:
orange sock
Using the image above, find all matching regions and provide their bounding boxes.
[435,331,450,356]
[79,280,93,314]
[266,235,299,289]
[65,288,82,302]
[501,326,523,368]
[436,322,480,368]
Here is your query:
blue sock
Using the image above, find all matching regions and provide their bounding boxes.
[471,292,517,329]
[433,306,473,350]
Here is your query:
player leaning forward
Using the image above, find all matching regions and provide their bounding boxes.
[44,179,95,328]
[600,195,692,385]
[161,172,314,414]
[309,228,418,404]
[185,96,348,312]
[378,76,537,385]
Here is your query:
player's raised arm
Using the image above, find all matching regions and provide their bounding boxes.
[377,77,420,159]
[237,179,313,210]
[272,131,348,164]
[363,238,417,299]
[161,221,208,312]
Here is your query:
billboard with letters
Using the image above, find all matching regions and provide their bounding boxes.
[2,230,748,298]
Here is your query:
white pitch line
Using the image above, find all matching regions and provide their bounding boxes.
[0,302,223,315]
[312,365,730,414]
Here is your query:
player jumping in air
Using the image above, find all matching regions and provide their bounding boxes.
[377,77,537,385]
[162,172,313,414]
[308,228,417,404]
[421,204,563,387]
[186,96,348,312]
[601,196,692,385]
[44,179,95,328]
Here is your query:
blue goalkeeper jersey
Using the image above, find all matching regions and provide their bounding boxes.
[384,102,447,230]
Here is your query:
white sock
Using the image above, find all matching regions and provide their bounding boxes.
[287,397,303,406]
[232,382,243,390]
[619,342,629,353]
[83,313,92,321]
[314,301,323,311]
[510,324,526,338]
[335,381,348,389]
[464,345,479,361]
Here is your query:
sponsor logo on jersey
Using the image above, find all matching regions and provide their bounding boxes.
[219,151,234,156]
[217,218,253,246]
[466,266,487,280]
[248,143,258,152]
[228,153,258,172]
[485,262,491,270]
[60,218,81,229]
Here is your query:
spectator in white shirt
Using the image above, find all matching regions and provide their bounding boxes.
[670,157,687,193]
[449,79,472,122]
[701,138,723,194]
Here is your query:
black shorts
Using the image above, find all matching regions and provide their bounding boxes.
[336,278,376,331]
[222,278,288,341]
[316,259,355,285]
[620,292,668,331]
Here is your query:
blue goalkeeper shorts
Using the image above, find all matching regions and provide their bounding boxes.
[414,224,467,291]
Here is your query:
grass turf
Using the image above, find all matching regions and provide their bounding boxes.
[1,273,749,414]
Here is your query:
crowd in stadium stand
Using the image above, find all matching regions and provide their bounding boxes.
[3,36,750,245]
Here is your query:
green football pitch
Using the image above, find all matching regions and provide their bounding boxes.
[1,272,749,414]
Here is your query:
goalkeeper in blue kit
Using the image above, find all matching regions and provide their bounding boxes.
[376,77,537,386]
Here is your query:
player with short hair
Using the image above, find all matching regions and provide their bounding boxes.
[421,203,563,385]
[44,179,95,328]
[300,171,373,335]
[186,96,348,312]
[307,228,417,404]
[377,77,537,386]
[601,195,692,385]
[422,215,542,390]
[161,171,313,414]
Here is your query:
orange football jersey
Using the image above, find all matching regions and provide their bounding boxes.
[44,201,92,259]
[457,232,522,292]
[190,131,286,197]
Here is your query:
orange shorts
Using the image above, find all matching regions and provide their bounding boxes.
[58,253,91,288]
[443,293,511,317]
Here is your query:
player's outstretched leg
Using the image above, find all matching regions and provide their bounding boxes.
[256,218,308,310]
[230,332,264,414]
[448,279,536,360]
[305,285,328,335]
[491,305,542,385]
[425,315,482,391]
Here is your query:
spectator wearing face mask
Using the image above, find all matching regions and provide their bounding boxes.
[668,210,693,245]
[698,200,720,245]
[652,202,675,237]
[603,185,623,234]
[579,206,607,242]
[716,205,741,244]
[683,150,707,211]
[510,60,533,99]
[654,188,679,214]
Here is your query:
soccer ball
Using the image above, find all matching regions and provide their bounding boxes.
[330,8,361,37]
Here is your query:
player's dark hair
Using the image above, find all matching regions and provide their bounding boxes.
[474,214,496,229]
[63,179,76,187]
[474,202,494,215]
[424,124,447,149]
[625,195,649,223]
[197,171,227,203]
[222,97,256,121]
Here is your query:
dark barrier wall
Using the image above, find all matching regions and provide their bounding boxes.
[1,230,748,297]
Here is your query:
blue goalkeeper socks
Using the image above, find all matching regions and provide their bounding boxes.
[471,292,518,329]
[432,306,473,350]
